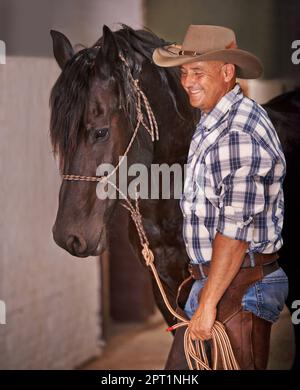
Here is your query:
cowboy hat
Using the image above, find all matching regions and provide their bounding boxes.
[152,25,263,79]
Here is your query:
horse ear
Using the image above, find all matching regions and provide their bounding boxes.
[96,25,120,76]
[50,30,74,69]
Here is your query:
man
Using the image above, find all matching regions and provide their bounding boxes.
[153,25,288,369]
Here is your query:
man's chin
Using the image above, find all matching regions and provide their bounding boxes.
[189,98,203,109]
[188,94,205,109]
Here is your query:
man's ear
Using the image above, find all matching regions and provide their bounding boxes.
[223,63,236,82]
[50,30,74,69]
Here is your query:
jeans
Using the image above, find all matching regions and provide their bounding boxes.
[184,267,289,323]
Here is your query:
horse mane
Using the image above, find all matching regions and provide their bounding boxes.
[49,25,189,171]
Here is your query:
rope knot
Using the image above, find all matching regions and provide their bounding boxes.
[142,244,154,266]
[137,111,143,122]
[99,176,108,184]
[133,78,140,88]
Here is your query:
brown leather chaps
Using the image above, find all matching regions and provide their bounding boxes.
[165,262,275,370]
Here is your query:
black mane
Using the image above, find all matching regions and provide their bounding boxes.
[49,25,187,171]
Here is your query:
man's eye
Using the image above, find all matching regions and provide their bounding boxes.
[94,127,109,140]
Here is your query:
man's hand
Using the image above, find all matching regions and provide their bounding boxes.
[188,232,249,341]
[189,303,217,340]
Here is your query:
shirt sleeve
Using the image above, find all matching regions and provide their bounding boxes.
[205,130,274,242]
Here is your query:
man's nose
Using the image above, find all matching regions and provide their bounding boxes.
[181,73,196,88]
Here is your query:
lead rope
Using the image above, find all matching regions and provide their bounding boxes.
[105,180,239,370]
[62,53,239,370]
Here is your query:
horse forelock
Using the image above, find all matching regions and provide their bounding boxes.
[50,48,97,172]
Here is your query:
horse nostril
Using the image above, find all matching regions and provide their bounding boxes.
[66,235,88,255]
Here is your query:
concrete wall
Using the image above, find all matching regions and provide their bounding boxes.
[0,0,144,370]
[0,56,102,370]
[0,0,144,56]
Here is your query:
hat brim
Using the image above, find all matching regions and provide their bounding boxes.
[152,46,263,79]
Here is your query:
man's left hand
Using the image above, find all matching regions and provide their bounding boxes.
[189,304,217,341]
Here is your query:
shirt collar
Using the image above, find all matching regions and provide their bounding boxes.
[198,83,244,131]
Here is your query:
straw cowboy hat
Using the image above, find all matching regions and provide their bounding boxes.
[153,25,263,79]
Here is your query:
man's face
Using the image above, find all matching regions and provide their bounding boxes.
[180,60,231,113]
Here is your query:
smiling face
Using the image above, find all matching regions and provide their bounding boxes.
[180,60,236,113]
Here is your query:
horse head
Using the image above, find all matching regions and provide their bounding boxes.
[50,25,179,257]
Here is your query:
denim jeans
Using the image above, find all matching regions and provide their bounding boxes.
[184,267,289,323]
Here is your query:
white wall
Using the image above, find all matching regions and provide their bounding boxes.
[0,0,144,370]
[0,56,101,369]
[248,78,299,104]
[52,0,145,47]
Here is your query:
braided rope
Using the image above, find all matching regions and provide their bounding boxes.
[62,174,103,182]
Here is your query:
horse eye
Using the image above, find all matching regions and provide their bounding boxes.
[94,127,109,140]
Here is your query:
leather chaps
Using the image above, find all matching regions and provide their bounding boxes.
[165,260,275,370]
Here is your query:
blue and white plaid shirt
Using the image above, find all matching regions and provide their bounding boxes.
[180,83,286,264]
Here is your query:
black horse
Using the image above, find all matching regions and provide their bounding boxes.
[49,25,300,369]
[264,92,300,369]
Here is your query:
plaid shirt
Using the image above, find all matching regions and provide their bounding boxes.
[180,83,286,264]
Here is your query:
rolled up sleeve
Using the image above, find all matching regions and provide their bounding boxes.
[206,130,273,242]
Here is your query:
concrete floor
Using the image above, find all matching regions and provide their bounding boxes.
[82,306,295,370]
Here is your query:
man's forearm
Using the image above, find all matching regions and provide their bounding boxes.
[197,232,249,310]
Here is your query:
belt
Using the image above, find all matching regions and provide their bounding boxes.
[242,252,278,267]
[188,252,279,281]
